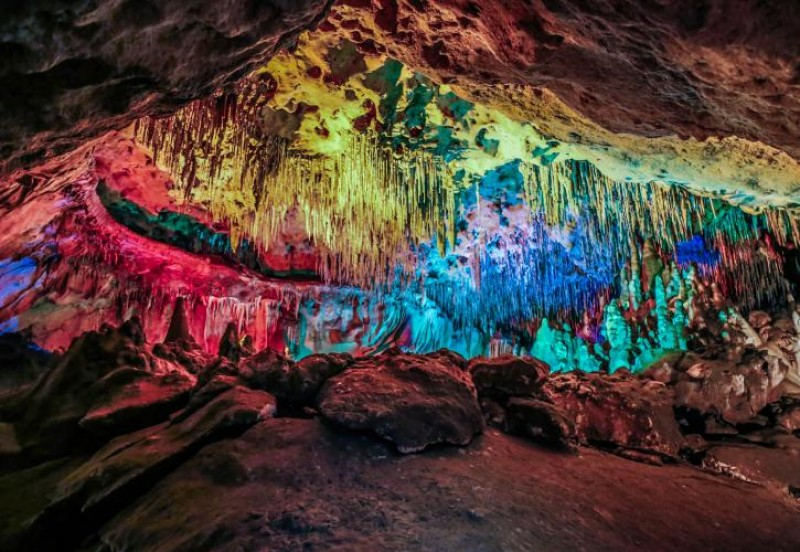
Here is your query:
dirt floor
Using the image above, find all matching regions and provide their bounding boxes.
[34,418,795,552]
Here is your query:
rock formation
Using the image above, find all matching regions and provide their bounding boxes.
[0,0,332,174]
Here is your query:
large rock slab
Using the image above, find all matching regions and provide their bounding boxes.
[25,385,276,551]
[78,368,194,439]
[63,419,800,552]
[316,352,483,453]
[543,371,685,457]
[11,319,194,463]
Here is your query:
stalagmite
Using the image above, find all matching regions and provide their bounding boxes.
[164,297,193,344]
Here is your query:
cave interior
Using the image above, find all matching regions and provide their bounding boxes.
[1,1,800,550]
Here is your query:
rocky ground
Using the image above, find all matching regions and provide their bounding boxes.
[1,310,800,551]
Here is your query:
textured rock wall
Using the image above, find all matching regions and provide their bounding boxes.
[0,0,332,174]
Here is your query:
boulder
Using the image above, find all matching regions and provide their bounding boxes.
[468,355,550,399]
[505,398,577,451]
[543,371,684,457]
[316,353,483,453]
[241,352,352,406]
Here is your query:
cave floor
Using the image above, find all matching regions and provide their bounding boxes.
[2,418,799,552]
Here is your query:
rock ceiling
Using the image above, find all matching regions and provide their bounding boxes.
[3,0,799,207]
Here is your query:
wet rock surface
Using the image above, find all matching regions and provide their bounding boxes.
[316,352,484,453]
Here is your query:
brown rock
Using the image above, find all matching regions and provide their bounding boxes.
[672,354,786,425]
[27,385,276,550]
[777,403,800,433]
[543,371,684,457]
[505,397,577,451]
[316,352,483,453]
[468,355,549,399]
[9,319,195,464]
[243,352,352,406]
[218,322,243,362]
[0,0,331,175]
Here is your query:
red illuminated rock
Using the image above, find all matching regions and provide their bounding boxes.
[78,369,194,439]
[9,318,195,464]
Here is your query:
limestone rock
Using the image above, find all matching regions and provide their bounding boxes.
[316,352,483,453]
[78,369,194,439]
[651,352,786,426]
[11,319,193,463]
[241,352,353,406]
[27,385,276,550]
